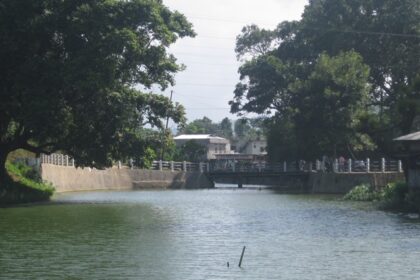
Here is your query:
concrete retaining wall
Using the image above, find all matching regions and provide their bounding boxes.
[41,164,214,193]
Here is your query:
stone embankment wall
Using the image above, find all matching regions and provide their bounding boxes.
[308,172,405,194]
[41,164,214,193]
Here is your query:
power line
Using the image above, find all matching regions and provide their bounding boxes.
[175,52,235,58]
[182,61,239,66]
[174,83,234,87]
[186,14,420,39]
[186,14,278,26]
[185,107,231,110]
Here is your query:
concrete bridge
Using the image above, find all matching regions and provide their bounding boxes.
[208,170,310,191]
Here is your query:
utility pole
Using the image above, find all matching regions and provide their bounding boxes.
[160,90,173,160]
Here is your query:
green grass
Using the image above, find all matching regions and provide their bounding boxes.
[0,161,54,205]
[6,161,55,194]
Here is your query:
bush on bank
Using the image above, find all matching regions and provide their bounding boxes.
[0,161,54,205]
[343,184,379,201]
[345,181,420,213]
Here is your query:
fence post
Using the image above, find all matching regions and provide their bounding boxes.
[183,161,187,172]
[398,160,403,173]
[309,162,313,172]
[348,159,352,173]
[159,160,163,171]
[283,161,287,172]
[65,155,69,166]
[334,159,339,173]
[118,160,121,169]
[170,161,174,172]
[366,158,370,173]
[381,158,386,173]
[71,158,75,167]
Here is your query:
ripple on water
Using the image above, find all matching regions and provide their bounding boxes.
[1,189,420,279]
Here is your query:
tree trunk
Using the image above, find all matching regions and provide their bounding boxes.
[0,149,9,186]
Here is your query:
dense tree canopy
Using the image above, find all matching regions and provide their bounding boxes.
[230,0,420,160]
[180,117,234,140]
[0,0,195,180]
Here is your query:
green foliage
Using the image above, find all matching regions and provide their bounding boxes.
[4,161,54,196]
[219,118,234,139]
[231,0,420,159]
[182,117,219,135]
[234,118,266,139]
[136,147,156,169]
[378,182,408,202]
[173,140,207,162]
[343,181,420,213]
[0,0,194,177]
[344,184,379,201]
[181,117,234,140]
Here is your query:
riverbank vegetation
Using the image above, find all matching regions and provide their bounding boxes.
[0,161,54,205]
[0,1,194,186]
[344,182,420,213]
[230,0,420,161]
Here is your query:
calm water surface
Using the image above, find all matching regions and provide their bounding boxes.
[1,186,420,279]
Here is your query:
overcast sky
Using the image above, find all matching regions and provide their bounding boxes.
[161,0,308,123]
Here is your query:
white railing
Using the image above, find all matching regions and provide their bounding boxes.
[150,160,209,172]
[41,153,75,166]
[40,153,210,173]
[209,158,403,174]
[40,153,404,174]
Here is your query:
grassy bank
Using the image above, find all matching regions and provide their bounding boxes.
[344,181,420,213]
[0,161,54,205]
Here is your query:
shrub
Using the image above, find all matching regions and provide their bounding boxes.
[344,184,379,201]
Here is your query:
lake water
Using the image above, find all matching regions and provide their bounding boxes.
[1,186,420,279]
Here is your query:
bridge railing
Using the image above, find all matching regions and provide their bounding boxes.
[40,154,210,173]
[40,153,404,174]
[209,158,403,174]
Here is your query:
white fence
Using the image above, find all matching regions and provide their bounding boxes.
[41,153,75,166]
[40,154,209,173]
[210,158,403,174]
[40,154,403,174]
[151,161,210,172]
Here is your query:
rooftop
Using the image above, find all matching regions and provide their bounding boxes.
[174,134,228,141]
[394,131,420,141]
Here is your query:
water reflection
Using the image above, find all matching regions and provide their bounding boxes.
[1,188,420,279]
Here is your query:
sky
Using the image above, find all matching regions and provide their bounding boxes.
[161,0,309,123]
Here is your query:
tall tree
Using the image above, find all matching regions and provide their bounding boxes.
[0,0,195,181]
[181,117,219,135]
[218,117,233,139]
[231,0,420,158]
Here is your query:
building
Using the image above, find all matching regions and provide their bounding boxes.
[233,137,267,155]
[174,134,231,160]
[241,139,267,155]
[394,131,420,189]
